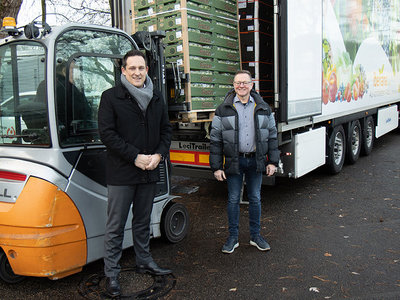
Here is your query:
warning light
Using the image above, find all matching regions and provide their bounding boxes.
[1,17,19,36]
[0,170,27,181]
[2,17,16,28]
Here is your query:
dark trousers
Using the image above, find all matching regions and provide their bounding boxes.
[104,183,156,277]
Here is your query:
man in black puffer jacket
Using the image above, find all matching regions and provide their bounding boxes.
[209,70,280,254]
[98,50,172,297]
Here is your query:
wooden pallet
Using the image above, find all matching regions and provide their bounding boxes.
[178,111,215,123]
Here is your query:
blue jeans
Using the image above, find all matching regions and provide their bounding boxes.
[226,156,262,238]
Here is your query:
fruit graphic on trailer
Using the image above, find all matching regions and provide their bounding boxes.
[328,71,337,102]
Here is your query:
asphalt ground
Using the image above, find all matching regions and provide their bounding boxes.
[0,130,399,299]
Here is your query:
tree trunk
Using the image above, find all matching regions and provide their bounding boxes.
[0,0,23,22]
[0,0,23,38]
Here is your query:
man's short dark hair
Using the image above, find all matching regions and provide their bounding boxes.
[122,50,147,68]
[234,69,252,80]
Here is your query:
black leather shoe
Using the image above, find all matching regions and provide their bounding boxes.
[136,261,172,276]
[105,276,121,298]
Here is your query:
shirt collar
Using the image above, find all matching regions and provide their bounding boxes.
[234,95,254,105]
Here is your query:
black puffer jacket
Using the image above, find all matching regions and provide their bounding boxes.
[209,89,280,175]
[98,85,172,185]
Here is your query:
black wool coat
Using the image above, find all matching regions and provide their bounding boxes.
[98,84,172,185]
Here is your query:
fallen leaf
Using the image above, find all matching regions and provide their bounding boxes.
[288,264,302,269]
[387,249,400,254]
[313,275,330,282]
[324,252,332,257]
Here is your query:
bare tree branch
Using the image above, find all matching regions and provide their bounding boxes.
[41,0,46,24]
[46,0,111,25]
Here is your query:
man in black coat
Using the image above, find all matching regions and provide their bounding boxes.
[98,50,172,297]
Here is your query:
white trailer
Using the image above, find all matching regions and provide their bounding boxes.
[169,0,400,180]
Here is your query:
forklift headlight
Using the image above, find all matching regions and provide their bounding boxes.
[24,23,40,39]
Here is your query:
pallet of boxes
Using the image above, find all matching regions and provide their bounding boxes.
[132,0,241,122]
[238,0,274,105]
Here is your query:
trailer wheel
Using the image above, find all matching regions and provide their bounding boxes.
[0,251,25,284]
[346,120,361,164]
[361,116,374,156]
[161,202,189,243]
[327,125,346,174]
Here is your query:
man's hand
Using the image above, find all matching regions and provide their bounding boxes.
[146,154,162,170]
[214,170,226,181]
[266,164,276,176]
[135,154,151,170]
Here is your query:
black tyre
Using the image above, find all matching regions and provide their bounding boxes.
[346,120,361,164]
[361,116,374,156]
[326,125,346,174]
[0,251,25,284]
[161,202,189,243]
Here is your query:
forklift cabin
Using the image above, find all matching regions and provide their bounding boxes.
[0,20,188,283]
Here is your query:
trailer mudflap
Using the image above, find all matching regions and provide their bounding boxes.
[281,127,326,178]
[376,105,399,138]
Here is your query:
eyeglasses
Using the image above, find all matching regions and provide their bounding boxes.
[233,81,252,86]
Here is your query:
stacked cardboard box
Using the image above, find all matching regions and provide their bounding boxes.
[238,0,274,105]
[133,0,240,113]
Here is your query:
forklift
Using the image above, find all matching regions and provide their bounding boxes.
[0,17,189,283]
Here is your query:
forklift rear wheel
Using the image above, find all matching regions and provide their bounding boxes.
[0,251,25,284]
[161,202,189,243]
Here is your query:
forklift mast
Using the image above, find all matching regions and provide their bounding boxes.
[132,31,168,105]
[111,0,169,104]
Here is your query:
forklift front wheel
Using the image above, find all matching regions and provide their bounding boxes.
[161,202,189,243]
[0,251,25,284]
